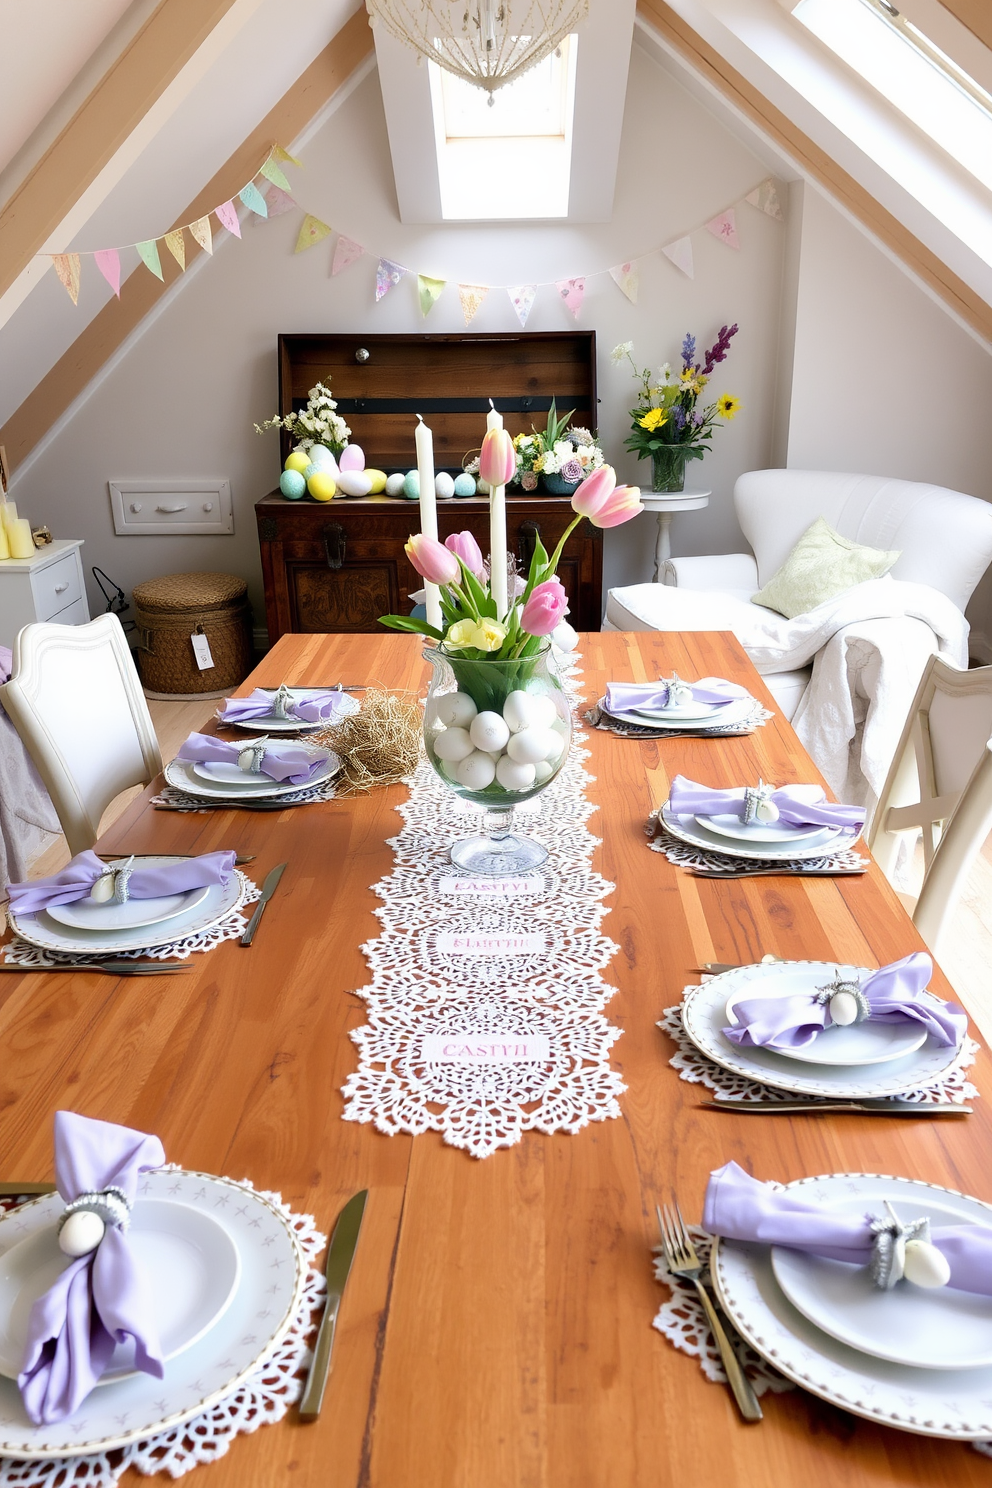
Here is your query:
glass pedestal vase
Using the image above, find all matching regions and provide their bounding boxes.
[650,445,700,493]
[424,641,572,875]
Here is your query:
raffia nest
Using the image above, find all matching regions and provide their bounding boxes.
[311,687,422,795]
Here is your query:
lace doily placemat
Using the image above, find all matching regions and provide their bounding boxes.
[585,701,772,740]
[646,819,870,875]
[151,782,338,812]
[1,873,261,966]
[342,668,626,1160]
[0,1177,326,1488]
[659,1001,980,1106]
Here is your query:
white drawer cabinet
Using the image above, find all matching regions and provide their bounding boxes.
[0,540,90,641]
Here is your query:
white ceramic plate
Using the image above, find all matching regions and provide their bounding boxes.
[680,963,966,1097]
[661,806,860,861]
[191,760,324,790]
[0,1199,240,1383]
[8,862,248,956]
[711,1173,992,1438]
[165,755,340,801]
[600,695,757,732]
[723,964,929,1066]
[694,812,842,846]
[0,1169,306,1459]
[770,1179,992,1368]
[631,700,726,722]
[225,688,359,734]
[47,885,210,932]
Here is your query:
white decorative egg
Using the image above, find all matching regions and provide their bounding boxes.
[334,470,373,497]
[308,444,336,469]
[339,444,365,471]
[436,692,478,728]
[506,727,550,765]
[89,873,116,903]
[533,760,554,785]
[469,711,510,752]
[385,473,406,496]
[456,751,497,790]
[434,726,475,763]
[502,691,537,733]
[529,696,559,730]
[828,991,860,1027]
[552,620,579,653]
[754,799,780,823]
[59,1210,106,1257]
[540,728,565,762]
[496,756,536,791]
[902,1238,951,1289]
[435,472,455,499]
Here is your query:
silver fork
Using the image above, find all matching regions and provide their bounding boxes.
[657,1203,763,1422]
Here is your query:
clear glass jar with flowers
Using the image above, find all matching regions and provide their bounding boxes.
[612,328,741,493]
[464,401,605,496]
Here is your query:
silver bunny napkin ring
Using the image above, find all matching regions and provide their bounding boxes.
[815,972,870,1027]
[868,1200,950,1290]
[88,854,136,906]
[660,671,693,708]
[57,1184,132,1257]
[270,684,295,720]
[238,738,270,773]
[740,780,779,825]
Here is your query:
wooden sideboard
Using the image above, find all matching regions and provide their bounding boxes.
[255,492,603,642]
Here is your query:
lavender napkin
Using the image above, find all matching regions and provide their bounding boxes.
[703,1161,992,1295]
[218,688,349,725]
[723,951,967,1051]
[177,732,328,785]
[668,774,865,832]
[18,1112,165,1424]
[605,676,746,715]
[6,849,236,915]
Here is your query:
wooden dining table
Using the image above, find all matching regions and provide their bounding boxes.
[1,627,990,1487]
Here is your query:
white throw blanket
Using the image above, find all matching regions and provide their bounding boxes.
[607,576,969,805]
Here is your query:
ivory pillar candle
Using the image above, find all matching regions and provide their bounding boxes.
[486,404,508,619]
[415,415,442,631]
[8,518,34,559]
[1,501,17,533]
[0,520,9,560]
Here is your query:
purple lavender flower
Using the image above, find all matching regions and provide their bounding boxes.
[672,406,686,432]
[681,333,696,369]
[559,457,583,483]
[702,323,739,375]
[693,410,705,427]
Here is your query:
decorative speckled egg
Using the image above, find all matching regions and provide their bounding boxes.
[496,756,536,791]
[506,727,550,765]
[453,473,476,498]
[285,450,310,474]
[366,469,388,493]
[477,478,491,495]
[308,445,335,468]
[469,711,510,753]
[339,444,365,471]
[59,1210,106,1257]
[455,751,497,790]
[903,1239,951,1288]
[279,469,307,500]
[385,473,406,496]
[433,726,474,762]
[402,471,420,500]
[436,692,478,728]
[307,471,337,502]
[502,691,537,733]
[335,470,373,497]
[533,760,554,785]
[435,472,455,499]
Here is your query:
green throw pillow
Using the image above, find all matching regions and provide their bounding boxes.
[752,516,900,619]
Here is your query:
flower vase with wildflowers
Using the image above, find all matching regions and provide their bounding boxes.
[254,379,351,456]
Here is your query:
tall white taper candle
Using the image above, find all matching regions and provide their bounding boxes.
[487,400,508,618]
[415,415,442,631]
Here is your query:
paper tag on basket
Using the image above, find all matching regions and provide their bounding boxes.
[191,632,215,670]
[436,931,545,956]
[438,876,545,897]
[421,1034,551,1062]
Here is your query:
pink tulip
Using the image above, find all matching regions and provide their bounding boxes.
[520,577,569,637]
[478,427,516,488]
[444,530,485,577]
[570,466,643,528]
[405,532,460,586]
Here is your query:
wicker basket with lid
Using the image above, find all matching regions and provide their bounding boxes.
[133,571,252,697]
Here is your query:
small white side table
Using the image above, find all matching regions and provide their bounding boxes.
[640,489,711,580]
[0,539,89,640]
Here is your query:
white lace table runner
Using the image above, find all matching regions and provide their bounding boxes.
[342,670,625,1160]
[0,1179,326,1488]
[1,874,261,966]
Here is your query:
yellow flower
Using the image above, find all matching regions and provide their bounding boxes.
[638,408,668,432]
[717,393,741,419]
[445,618,507,652]
[680,371,706,395]
[446,619,481,649]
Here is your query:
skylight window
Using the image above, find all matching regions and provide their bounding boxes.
[428,36,578,219]
[792,0,992,194]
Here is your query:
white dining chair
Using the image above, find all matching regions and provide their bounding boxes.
[0,613,162,856]
[867,654,992,951]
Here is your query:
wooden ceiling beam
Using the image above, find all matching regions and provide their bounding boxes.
[935,1,992,54]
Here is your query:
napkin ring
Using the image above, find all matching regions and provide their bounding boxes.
[815,974,870,1025]
[661,671,693,708]
[238,738,269,773]
[741,780,777,825]
[868,1201,932,1289]
[270,684,295,721]
[90,855,136,906]
[57,1185,131,1236]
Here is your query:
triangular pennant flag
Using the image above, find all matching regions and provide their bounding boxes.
[609,261,638,304]
[661,236,694,278]
[164,229,185,271]
[259,158,292,193]
[332,234,364,275]
[94,247,121,298]
[296,214,331,253]
[260,184,296,217]
[745,178,784,220]
[705,207,739,249]
[135,240,163,280]
[189,217,212,255]
[555,277,585,320]
[507,284,537,327]
[52,253,80,305]
[418,275,445,317]
[458,283,488,325]
[239,182,268,218]
[376,258,407,301]
[215,200,241,238]
[272,144,302,168]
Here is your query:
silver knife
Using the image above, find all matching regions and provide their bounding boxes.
[689,866,867,880]
[0,961,191,975]
[704,1098,971,1116]
[239,863,287,947]
[299,1189,368,1421]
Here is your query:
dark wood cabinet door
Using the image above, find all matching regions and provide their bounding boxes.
[287,562,401,632]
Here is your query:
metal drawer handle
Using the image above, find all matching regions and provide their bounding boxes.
[155,503,188,513]
[54,582,69,593]
[323,523,346,570]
